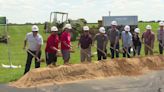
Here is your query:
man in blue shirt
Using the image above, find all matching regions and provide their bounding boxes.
[122,25,132,58]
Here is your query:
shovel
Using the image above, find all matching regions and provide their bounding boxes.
[93,46,107,57]
[52,47,62,57]
[143,43,158,54]
[62,41,75,53]
[26,49,45,62]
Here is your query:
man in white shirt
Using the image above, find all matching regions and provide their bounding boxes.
[23,25,43,74]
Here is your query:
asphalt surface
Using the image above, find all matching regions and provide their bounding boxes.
[1,70,164,92]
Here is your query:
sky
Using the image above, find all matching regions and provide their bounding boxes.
[0,0,163,24]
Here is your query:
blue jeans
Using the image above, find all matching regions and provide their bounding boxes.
[159,40,163,54]
[110,43,119,59]
[123,47,131,58]
[97,49,107,61]
[133,45,141,56]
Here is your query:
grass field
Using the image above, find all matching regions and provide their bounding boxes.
[0,22,160,83]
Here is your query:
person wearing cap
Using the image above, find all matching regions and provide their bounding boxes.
[132,28,142,56]
[23,25,43,74]
[157,21,164,54]
[78,26,92,62]
[45,26,60,66]
[141,25,155,55]
[107,21,120,59]
[122,25,133,58]
[60,24,72,64]
[93,27,108,61]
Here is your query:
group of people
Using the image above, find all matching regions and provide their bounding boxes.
[23,21,164,74]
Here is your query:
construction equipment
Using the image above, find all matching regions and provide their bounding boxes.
[50,12,68,31]
[47,11,86,41]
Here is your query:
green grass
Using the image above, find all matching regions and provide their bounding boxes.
[0,22,160,83]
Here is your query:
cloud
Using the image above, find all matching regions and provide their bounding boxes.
[0,0,163,23]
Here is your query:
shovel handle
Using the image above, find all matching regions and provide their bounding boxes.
[26,49,40,62]
[142,43,154,52]
[94,46,107,56]
[123,47,131,57]
[80,48,91,57]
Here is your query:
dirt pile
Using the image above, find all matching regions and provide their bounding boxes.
[10,55,164,88]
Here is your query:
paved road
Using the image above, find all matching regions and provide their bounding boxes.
[1,70,164,92]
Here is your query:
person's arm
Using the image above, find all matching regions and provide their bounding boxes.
[121,31,124,48]
[78,36,81,48]
[47,37,57,51]
[151,34,155,49]
[114,31,119,49]
[103,36,108,51]
[157,30,159,41]
[141,32,144,43]
[36,36,43,56]
[130,33,133,47]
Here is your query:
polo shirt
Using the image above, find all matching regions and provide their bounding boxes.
[45,34,59,53]
[25,32,43,51]
[122,31,132,48]
[142,31,155,45]
[79,34,92,49]
[60,31,71,50]
[107,28,119,45]
[94,33,108,50]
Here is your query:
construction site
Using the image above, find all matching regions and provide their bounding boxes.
[0,2,164,91]
[3,55,164,92]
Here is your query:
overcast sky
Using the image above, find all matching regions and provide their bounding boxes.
[0,0,163,23]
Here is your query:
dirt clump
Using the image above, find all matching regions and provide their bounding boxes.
[10,55,164,88]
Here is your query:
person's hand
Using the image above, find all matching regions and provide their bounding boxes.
[57,49,61,52]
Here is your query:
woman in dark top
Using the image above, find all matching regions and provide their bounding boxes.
[132,28,142,56]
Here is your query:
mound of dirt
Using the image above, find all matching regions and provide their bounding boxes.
[10,55,164,88]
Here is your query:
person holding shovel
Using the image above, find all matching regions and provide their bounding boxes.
[122,25,133,58]
[93,27,108,61]
[157,21,164,54]
[45,26,60,66]
[78,26,92,63]
[60,24,72,65]
[141,25,155,55]
[132,28,142,56]
[107,21,120,59]
[23,25,43,74]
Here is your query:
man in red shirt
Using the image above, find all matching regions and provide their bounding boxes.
[60,24,72,64]
[142,25,155,55]
[45,26,60,66]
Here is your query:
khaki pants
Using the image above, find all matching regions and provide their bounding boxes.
[144,45,153,55]
[80,48,91,62]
